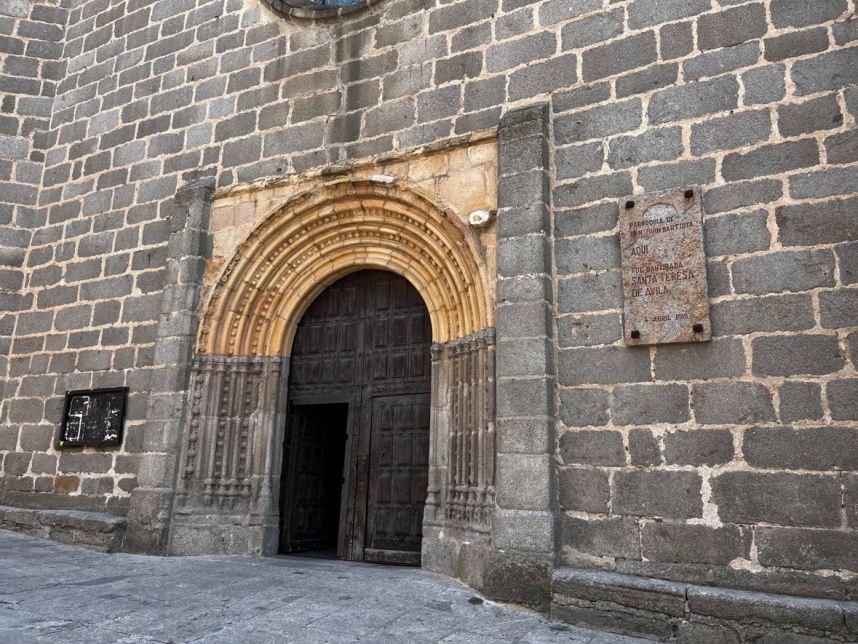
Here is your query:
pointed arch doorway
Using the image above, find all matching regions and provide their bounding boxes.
[280,270,432,565]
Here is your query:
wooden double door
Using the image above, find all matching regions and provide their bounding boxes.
[279,270,432,565]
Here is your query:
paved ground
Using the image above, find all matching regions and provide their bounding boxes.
[0,530,648,643]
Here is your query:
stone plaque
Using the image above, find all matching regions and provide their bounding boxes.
[619,188,711,345]
[58,387,127,448]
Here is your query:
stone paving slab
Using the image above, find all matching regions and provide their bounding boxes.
[0,530,649,643]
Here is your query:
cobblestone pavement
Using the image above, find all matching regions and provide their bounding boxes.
[0,530,648,643]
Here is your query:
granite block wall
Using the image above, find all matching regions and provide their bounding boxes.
[550,0,858,599]
[0,0,69,505]
[0,0,854,608]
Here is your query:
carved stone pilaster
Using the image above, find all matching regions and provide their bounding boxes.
[169,354,289,555]
[433,329,496,533]
[423,329,496,588]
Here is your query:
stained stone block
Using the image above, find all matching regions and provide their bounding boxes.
[732,249,835,294]
[828,379,858,420]
[496,417,553,454]
[683,42,761,82]
[663,430,734,466]
[758,527,858,573]
[492,509,556,552]
[693,381,776,425]
[559,429,624,466]
[559,387,609,427]
[648,76,738,124]
[752,335,844,376]
[713,472,841,527]
[628,428,660,466]
[613,470,703,519]
[496,454,553,510]
[612,384,689,425]
[641,523,745,565]
[556,312,622,348]
[770,0,848,28]
[558,468,609,513]
[710,293,813,335]
[560,515,641,559]
[778,381,823,422]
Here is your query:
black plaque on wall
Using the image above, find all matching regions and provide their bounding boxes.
[58,387,127,448]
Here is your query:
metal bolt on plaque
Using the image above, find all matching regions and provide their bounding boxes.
[619,187,711,346]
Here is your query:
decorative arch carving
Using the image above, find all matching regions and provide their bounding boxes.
[171,177,496,562]
[197,178,492,356]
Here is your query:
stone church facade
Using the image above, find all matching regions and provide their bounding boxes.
[1,0,857,639]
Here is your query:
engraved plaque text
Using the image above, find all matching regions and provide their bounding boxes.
[620,188,711,345]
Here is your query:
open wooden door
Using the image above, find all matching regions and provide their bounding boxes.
[281,270,432,564]
[280,404,348,554]
[364,394,431,565]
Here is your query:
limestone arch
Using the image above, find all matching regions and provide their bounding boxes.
[196,178,493,357]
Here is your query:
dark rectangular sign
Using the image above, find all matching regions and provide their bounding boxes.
[58,387,127,448]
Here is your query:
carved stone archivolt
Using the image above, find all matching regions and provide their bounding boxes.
[197,179,493,356]
[172,177,496,558]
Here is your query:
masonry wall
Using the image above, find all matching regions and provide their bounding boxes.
[0,0,855,605]
[549,1,858,599]
[0,0,68,503]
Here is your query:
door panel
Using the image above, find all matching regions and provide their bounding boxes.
[365,394,431,565]
[281,404,347,553]
[283,270,432,564]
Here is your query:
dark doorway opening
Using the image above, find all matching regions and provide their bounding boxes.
[279,403,348,556]
[278,270,432,565]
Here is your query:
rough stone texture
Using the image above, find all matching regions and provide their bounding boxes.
[552,0,857,589]
[552,567,858,642]
[488,104,556,609]
[0,0,853,632]
[0,505,124,552]
[0,530,645,643]
[713,472,842,527]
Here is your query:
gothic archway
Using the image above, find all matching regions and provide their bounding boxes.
[169,178,496,573]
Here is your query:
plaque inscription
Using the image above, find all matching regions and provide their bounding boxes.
[619,188,711,346]
[58,387,127,448]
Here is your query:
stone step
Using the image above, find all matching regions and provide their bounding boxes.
[0,505,126,553]
[551,566,858,642]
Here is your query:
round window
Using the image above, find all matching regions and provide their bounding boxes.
[264,0,376,18]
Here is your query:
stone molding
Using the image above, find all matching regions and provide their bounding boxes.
[552,567,858,642]
[198,177,493,355]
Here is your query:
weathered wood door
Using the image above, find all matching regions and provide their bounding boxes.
[280,404,348,553]
[364,394,431,565]
[281,270,431,564]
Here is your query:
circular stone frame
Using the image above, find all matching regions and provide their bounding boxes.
[261,0,378,19]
